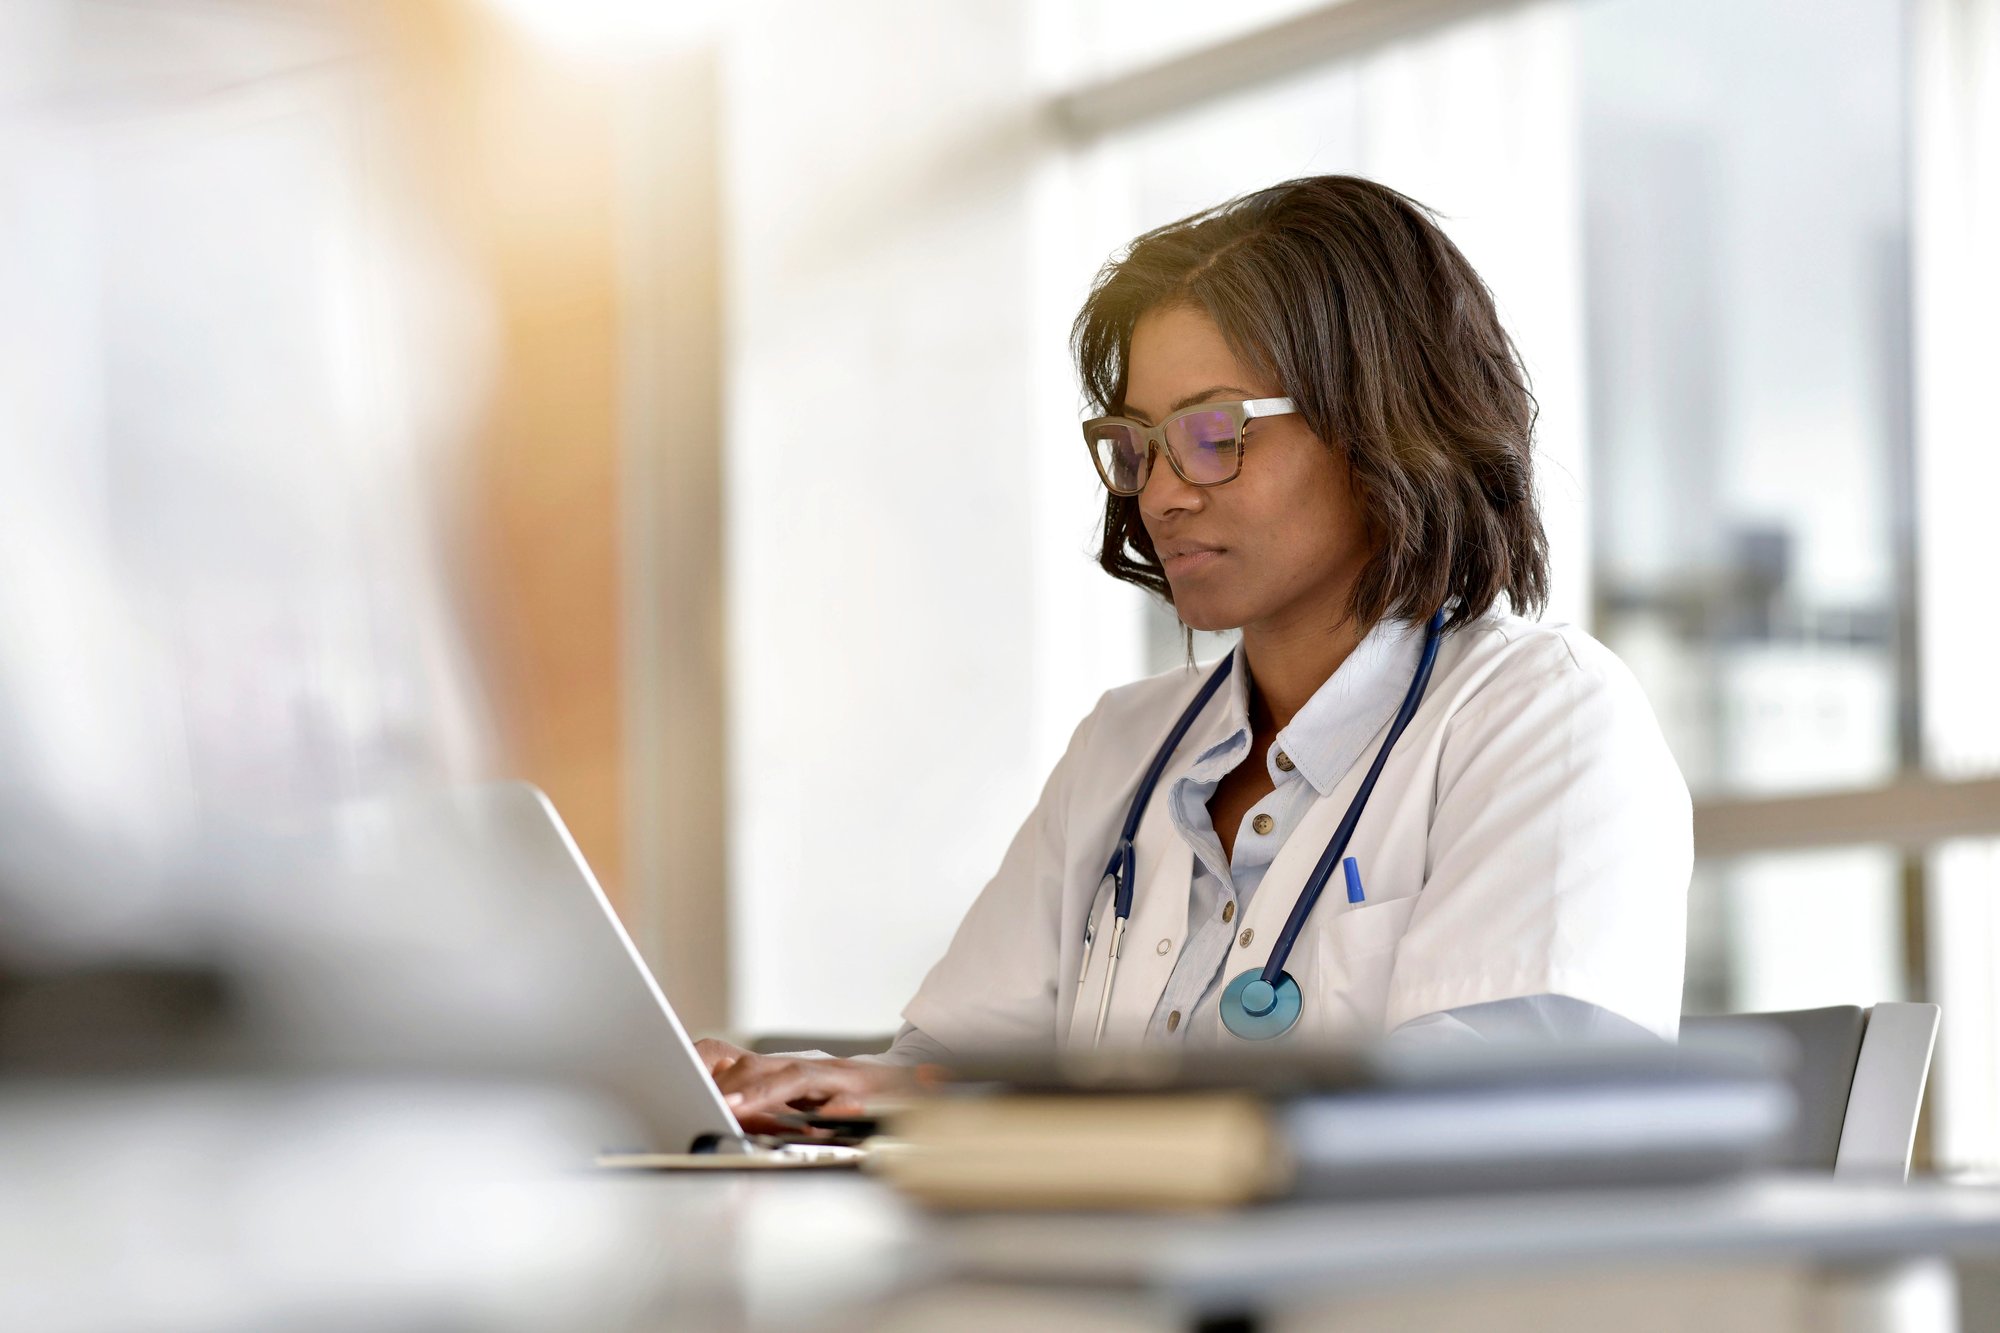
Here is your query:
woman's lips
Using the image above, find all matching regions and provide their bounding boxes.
[1161,547,1225,577]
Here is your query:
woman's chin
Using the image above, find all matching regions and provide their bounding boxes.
[1168,598,1243,635]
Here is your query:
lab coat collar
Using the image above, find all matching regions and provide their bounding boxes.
[1175,643,1255,783]
[1164,654,1252,882]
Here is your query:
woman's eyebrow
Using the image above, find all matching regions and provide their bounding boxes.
[1120,385,1253,425]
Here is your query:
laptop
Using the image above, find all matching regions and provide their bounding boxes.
[293,781,859,1166]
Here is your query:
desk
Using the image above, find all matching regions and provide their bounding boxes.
[928,1176,2000,1332]
[588,1173,2000,1333]
[35,1082,1998,1331]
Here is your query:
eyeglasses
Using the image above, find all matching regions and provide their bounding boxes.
[1082,397,1297,496]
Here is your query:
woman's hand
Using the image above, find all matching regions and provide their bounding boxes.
[693,1038,910,1135]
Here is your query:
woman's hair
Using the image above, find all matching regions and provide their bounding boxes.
[1071,174,1549,634]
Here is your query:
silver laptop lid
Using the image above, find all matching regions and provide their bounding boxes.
[466,782,749,1155]
[242,781,749,1157]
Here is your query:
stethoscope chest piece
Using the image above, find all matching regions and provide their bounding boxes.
[1219,966,1302,1040]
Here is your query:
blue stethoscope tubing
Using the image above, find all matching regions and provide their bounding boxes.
[1077,609,1447,1045]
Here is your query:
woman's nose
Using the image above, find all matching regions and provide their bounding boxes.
[1138,444,1203,521]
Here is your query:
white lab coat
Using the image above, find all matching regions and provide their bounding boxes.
[902,613,1692,1051]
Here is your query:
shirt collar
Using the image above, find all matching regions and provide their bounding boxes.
[1172,616,1423,797]
[1277,617,1424,797]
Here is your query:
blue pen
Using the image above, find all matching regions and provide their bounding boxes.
[1343,856,1366,904]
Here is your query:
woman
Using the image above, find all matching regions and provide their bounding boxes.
[699,175,1690,1132]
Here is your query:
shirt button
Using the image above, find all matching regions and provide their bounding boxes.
[1252,814,1274,835]
[1221,901,1236,923]
[1239,928,1255,948]
[1275,750,1294,772]
[1156,938,1172,955]
[1167,1010,1182,1033]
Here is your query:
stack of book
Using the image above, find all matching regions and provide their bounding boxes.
[873,1038,1794,1211]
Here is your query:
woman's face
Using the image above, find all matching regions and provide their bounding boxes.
[1125,303,1372,636]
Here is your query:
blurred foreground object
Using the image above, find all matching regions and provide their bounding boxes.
[0,782,669,1331]
[0,2,679,1318]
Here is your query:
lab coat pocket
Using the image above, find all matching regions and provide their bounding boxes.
[1311,895,1419,1040]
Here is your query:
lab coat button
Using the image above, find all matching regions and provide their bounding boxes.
[1156,938,1171,955]
[1252,814,1274,835]
[1275,750,1294,772]
[1238,928,1254,948]
[1167,1010,1182,1033]
[1221,901,1236,923]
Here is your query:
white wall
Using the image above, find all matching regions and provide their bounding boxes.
[721,0,1143,1035]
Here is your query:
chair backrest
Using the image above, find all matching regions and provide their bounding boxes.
[1681,1003,1940,1179]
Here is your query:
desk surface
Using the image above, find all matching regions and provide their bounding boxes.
[580,1171,2000,1330]
[39,1082,2000,1333]
[937,1176,2000,1307]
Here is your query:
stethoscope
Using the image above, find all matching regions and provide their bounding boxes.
[1076,609,1446,1045]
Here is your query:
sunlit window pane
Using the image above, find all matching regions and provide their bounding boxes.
[1582,0,1910,799]
[1683,848,1908,1018]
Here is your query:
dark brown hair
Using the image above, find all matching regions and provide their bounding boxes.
[1071,174,1548,634]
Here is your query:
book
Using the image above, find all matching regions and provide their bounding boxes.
[873,1039,1793,1211]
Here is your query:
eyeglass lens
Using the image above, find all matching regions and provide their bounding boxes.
[1089,409,1242,494]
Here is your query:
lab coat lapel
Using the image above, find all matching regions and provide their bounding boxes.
[1093,658,1243,1048]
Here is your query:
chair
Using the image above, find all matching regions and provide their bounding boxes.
[1680,1003,1940,1180]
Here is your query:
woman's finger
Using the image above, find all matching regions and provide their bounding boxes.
[710,1052,806,1111]
[693,1037,746,1077]
[718,1058,823,1116]
[715,1055,874,1123]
